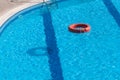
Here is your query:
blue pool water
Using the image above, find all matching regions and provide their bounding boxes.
[0,0,120,80]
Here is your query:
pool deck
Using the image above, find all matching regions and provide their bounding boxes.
[0,0,44,27]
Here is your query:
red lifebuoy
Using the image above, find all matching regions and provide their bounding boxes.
[68,24,90,33]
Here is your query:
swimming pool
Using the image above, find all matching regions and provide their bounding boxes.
[0,0,120,80]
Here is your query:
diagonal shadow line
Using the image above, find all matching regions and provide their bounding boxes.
[42,9,64,80]
[103,0,120,27]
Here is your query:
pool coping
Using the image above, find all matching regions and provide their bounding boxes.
[0,1,44,27]
[0,3,44,34]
